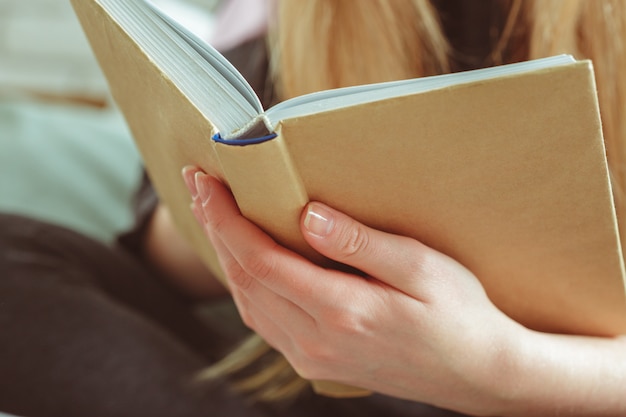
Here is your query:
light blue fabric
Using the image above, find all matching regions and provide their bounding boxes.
[0,98,143,244]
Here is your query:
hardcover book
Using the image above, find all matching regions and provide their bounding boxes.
[72,0,626,344]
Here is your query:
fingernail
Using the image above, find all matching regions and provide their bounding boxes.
[304,203,334,237]
[182,166,198,200]
[195,172,212,205]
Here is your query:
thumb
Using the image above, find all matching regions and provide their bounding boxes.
[300,202,443,295]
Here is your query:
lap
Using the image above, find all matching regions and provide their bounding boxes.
[0,214,264,417]
[0,214,467,417]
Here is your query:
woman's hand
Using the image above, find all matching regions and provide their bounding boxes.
[182,168,626,416]
[183,167,526,414]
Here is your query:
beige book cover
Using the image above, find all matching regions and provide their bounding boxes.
[72,0,626,351]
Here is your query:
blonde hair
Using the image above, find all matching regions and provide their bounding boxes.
[271,0,449,99]
[201,0,626,402]
[524,0,626,248]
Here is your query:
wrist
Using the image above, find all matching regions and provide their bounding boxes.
[481,329,626,417]
[469,319,535,417]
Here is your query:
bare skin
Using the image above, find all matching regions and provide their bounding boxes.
[143,199,228,300]
[178,167,626,416]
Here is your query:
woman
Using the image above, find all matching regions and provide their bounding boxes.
[2,1,625,416]
[180,0,626,415]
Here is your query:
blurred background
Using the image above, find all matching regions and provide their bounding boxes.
[0,3,267,416]
[0,0,249,245]
[0,0,221,105]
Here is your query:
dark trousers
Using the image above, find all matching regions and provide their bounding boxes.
[0,214,465,417]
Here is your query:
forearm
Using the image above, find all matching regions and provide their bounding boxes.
[143,203,228,299]
[497,331,626,416]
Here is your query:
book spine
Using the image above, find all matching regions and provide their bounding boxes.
[213,132,318,261]
[213,133,371,398]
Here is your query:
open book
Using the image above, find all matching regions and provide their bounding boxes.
[72,0,626,339]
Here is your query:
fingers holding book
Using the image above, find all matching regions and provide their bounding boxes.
[181,166,521,410]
